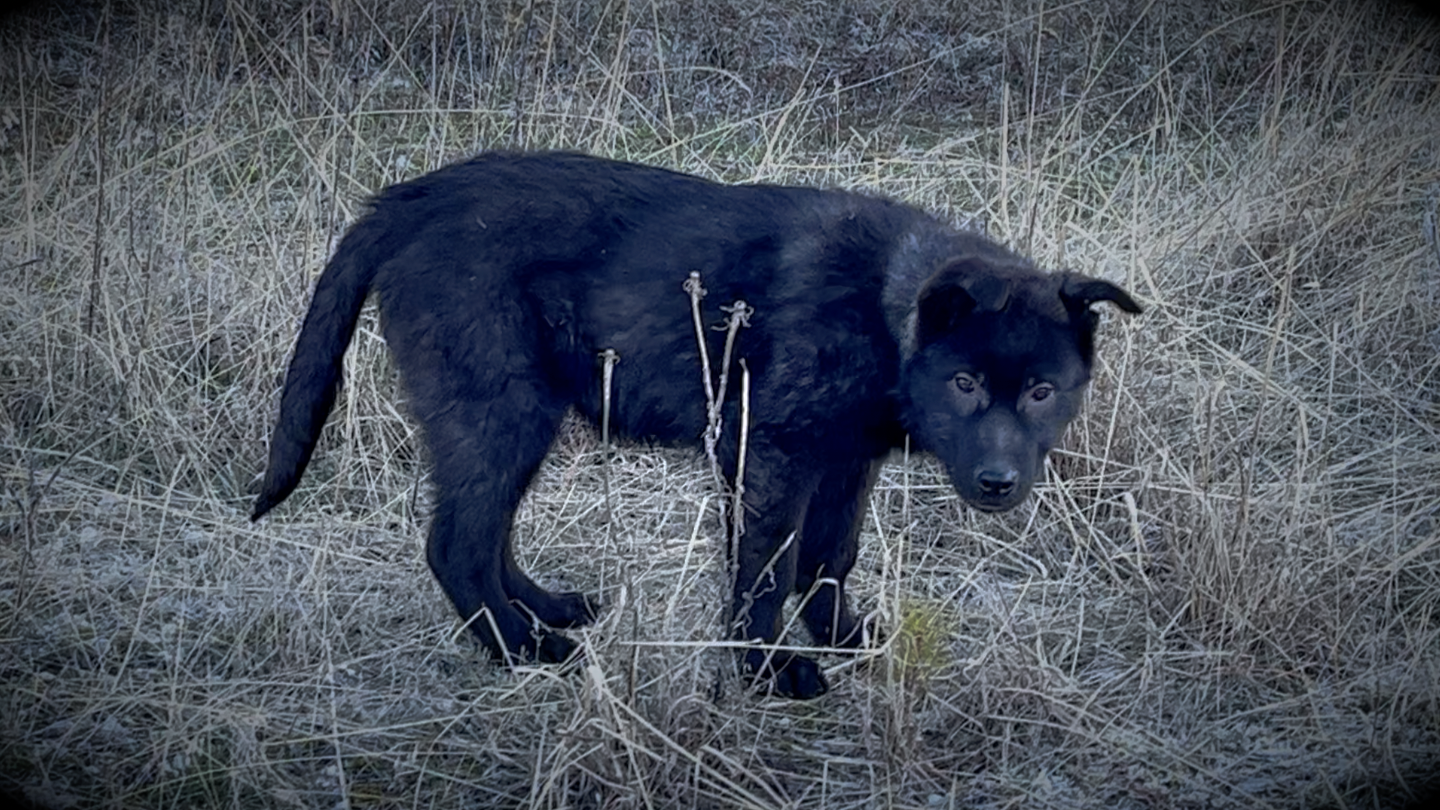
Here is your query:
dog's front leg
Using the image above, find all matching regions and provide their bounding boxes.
[727,453,828,699]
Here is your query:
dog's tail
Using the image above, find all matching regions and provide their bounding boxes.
[251,219,386,521]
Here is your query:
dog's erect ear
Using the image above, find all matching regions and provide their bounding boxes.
[1060,273,1143,315]
[915,258,1012,347]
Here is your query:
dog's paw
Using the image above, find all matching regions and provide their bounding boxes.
[526,590,600,629]
[531,630,581,665]
[743,649,829,699]
[833,611,883,653]
[485,628,580,667]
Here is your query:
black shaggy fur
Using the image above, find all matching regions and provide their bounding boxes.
[252,152,1141,699]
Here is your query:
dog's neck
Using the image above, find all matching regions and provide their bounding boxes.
[882,220,970,360]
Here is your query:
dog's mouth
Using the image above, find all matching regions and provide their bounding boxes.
[964,496,1021,514]
[957,482,1032,514]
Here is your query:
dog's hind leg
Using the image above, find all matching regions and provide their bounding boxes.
[421,382,586,664]
[795,457,883,650]
[501,550,599,629]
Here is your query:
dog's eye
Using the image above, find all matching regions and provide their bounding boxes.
[1030,384,1054,402]
[953,373,978,394]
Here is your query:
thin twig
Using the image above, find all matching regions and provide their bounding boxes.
[599,348,621,547]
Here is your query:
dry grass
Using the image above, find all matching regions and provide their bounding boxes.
[3,1,1439,808]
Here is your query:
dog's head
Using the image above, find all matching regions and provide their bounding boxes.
[900,258,1141,512]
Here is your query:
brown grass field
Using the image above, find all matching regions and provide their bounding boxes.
[3,1,1439,807]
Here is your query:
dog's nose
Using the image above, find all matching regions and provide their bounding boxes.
[976,468,1018,497]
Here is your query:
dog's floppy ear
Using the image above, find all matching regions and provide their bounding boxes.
[915,258,1012,347]
[1059,272,1141,362]
[1060,273,1143,315]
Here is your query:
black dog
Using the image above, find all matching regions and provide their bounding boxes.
[252,152,1140,699]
